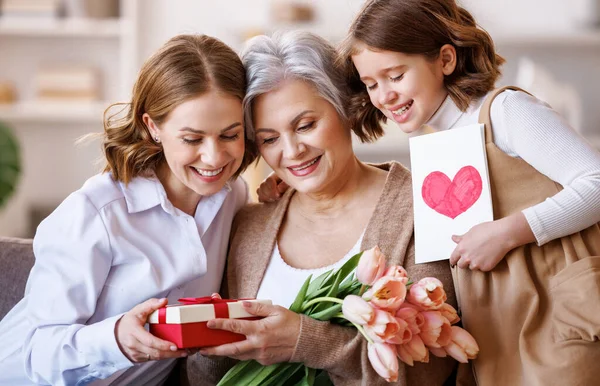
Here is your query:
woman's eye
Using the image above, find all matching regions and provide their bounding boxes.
[391,74,404,82]
[182,138,202,144]
[221,133,240,141]
[366,83,377,91]
[297,122,315,132]
[261,137,278,145]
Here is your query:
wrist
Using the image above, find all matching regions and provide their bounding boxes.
[498,213,535,251]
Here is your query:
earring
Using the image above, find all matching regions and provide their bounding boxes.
[154,136,160,143]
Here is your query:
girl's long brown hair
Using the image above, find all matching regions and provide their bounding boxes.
[340,0,505,138]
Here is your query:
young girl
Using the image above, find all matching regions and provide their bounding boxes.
[259,1,600,385]
[0,34,257,385]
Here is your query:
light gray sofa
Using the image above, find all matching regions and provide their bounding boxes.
[0,237,34,320]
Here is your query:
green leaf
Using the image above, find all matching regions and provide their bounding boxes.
[292,366,317,386]
[289,274,312,313]
[335,252,362,282]
[217,360,262,386]
[310,303,342,321]
[309,271,343,315]
[259,363,300,386]
[304,284,333,301]
[313,371,334,386]
[0,121,21,209]
[306,269,334,296]
[247,364,288,386]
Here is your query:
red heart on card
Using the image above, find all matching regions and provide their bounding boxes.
[421,166,482,219]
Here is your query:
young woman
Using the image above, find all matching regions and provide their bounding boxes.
[0,34,257,386]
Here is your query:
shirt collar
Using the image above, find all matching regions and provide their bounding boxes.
[425,95,464,132]
[120,175,164,214]
[120,174,233,217]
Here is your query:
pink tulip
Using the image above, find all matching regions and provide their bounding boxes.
[397,334,429,366]
[385,317,412,345]
[383,265,409,284]
[406,277,447,310]
[364,276,407,312]
[368,343,399,382]
[356,246,386,285]
[419,311,452,348]
[364,309,401,343]
[443,326,480,363]
[439,303,460,324]
[428,346,447,358]
[396,303,425,335]
[342,295,375,326]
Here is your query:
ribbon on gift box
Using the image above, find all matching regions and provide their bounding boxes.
[158,294,251,324]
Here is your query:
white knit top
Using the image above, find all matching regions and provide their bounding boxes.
[422,89,600,245]
[256,233,364,308]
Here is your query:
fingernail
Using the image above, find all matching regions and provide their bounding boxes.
[207,321,215,328]
[242,301,252,307]
[170,345,177,351]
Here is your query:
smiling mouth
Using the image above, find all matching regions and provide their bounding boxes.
[193,166,225,177]
[288,156,321,171]
[391,100,414,116]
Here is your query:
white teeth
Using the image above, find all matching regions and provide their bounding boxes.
[291,157,319,171]
[195,166,224,177]
[392,101,413,116]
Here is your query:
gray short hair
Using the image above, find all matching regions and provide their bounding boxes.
[241,31,349,140]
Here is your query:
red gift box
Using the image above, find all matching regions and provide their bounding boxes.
[148,295,272,348]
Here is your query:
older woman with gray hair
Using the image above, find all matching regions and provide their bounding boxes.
[185,31,457,385]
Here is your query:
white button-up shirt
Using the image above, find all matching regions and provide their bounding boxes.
[0,172,248,386]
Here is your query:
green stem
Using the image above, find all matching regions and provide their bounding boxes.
[301,296,343,312]
[359,284,366,296]
[332,313,374,344]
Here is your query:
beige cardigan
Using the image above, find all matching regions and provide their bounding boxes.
[186,162,457,386]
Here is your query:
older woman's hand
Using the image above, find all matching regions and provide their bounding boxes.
[115,298,189,363]
[199,301,301,365]
[256,173,289,203]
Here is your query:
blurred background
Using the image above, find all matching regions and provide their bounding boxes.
[0,0,599,237]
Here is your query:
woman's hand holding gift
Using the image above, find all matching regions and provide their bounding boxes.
[200,301,301,365]
[115,298,188,363]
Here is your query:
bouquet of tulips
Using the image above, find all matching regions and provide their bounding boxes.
[218,246,479,385]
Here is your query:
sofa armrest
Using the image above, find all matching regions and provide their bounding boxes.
[0,237,34,320]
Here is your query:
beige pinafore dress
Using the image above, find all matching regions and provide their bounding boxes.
[453,86,600,386]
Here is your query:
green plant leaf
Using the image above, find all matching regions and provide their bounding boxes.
[217,360,262,386]
[0,121,21,209]
[313,370,334,386]
[292,366,317,386]
[259,363,301,386]
[306,269,334,296]
[309,303,342,321]
[289,274,312,313]
[246,363,289,386]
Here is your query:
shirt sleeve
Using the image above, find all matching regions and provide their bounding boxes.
[490,90,600,245]
[23,191,132,385]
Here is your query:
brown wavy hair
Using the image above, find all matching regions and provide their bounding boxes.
[102,34,258,184]
[339,0,505,139]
